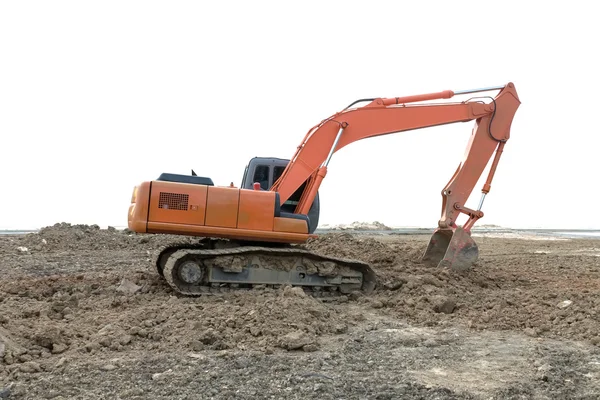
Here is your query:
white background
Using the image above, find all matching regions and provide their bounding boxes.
[1,1,598,230]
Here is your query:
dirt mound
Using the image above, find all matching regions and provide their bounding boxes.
[0,273,354,367]
[306,233,600,345]
[1,226,599,377]
[320,221,393,231]
[305,232,399,265]
[12,222,196,253]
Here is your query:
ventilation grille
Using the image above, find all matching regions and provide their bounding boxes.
[158,192,189,211]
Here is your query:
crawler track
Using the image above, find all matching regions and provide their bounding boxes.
[154,239,377,297]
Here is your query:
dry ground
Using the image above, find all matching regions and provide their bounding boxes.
[1,223,599,399]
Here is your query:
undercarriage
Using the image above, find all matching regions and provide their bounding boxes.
[154,238,377,297]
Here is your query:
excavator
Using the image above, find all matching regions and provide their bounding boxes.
[127,82,521,297]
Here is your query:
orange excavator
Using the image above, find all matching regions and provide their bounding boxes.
[128,83,520,296]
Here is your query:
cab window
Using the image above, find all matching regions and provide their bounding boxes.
[253,165,270,190]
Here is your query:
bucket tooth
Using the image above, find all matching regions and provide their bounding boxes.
[422,227,479,271]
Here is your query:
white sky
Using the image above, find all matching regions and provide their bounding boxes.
[1,1,598,230]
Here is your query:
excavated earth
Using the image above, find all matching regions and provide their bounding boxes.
[1,223,600,399]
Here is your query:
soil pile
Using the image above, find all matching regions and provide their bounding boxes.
[12,222,196,253]
[305,232,399,264]
[0,280,351,368]
[1,225,599,373]
[2,225,600,398]
[0,228,360,374]
[320,221,393,231]
[306,232,600,345]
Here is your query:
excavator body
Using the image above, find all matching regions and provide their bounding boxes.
[128,158,376,296]
[128,83,521,296]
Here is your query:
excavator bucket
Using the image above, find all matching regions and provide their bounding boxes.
[421,227,479,271]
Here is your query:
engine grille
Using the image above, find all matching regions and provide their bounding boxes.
[158,192,189,211]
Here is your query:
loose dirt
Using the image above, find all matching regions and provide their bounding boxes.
[1,223,599,399]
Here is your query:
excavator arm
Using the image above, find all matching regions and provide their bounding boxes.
[271,82,521,270]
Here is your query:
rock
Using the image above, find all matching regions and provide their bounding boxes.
[136,328,149,338]
[0,342,4,359]
[54,357,67,368]
[249,326,261,337]
[51,343,68,354]
[187,352,207,360]
[19,361,42,373]
[32,328,62,350]
[44,389,62,399]
[383,281,404,291]
[557,300,572,309]
[0,327,28,355]
[536,363,552,382]
[422,338,440,347]
[349,291,363,301]
[303,343,319,352]
[422,274,444,288]
[370,300,384,309]
[97,324,124,337]
[17,246,28,252]
[121,388,145,397]
[0,386,11,399]
[85,342,101,352]
[199,329,219,345]
[279,330,314,350]
[524,328,537,337]
[337,295,349,303]
[100,364,117,371]
[118,335,132,346]
[116,279,141,295]
[282,286,307,298]
[3,353,14,365]
[189,341,204,351]
[433,298,457,314]
[152,369,173,381]
[313,383,324,392]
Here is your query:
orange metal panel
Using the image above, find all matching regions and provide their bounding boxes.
[147,221,309,243]
[205,186,239,228]
[128,181,151,233]
[238,189,275,231]
[273,217,308,234]
[148,181,207,225]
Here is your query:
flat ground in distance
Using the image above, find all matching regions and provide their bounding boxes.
[1,223,599,399]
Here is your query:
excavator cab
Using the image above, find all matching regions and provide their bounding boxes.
[240,157,320,234]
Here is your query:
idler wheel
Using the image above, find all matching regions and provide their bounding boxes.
[177,260,204,284]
